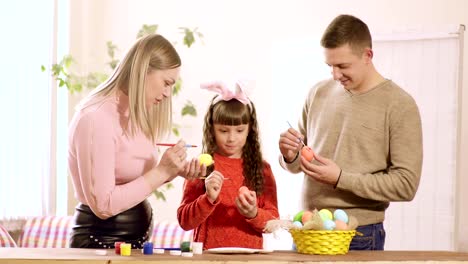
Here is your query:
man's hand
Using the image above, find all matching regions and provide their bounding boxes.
[300,152,341,186]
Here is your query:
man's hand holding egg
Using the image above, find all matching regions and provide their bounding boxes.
[300,147,342,186]
[235,186,258,219]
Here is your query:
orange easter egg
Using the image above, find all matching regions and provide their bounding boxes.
[301,146,315,162]
[301,210,313,224]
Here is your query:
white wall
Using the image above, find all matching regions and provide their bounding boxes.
[68,0,468,251]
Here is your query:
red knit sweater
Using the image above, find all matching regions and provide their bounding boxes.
[177,153,279,249]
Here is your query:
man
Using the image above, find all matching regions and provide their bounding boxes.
[278,14,423,250]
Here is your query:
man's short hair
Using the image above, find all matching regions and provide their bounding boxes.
[320,14,372,55]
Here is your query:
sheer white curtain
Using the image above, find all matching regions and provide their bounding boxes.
[373,26,462,250]
[0,1,56,218]
[269,25,462,250]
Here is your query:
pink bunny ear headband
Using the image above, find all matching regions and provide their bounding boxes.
[200,80,251,105]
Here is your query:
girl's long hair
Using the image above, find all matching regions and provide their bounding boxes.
[202,98,265,194]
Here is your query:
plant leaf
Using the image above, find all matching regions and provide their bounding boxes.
[71,83,82,93]
[173,79,182,96]
[51,64,62,76]
[172,127,180,137]
[137,24,159,38]
[179,27,203,48]
[109,59,119,70]
[62,55,73,68]
[106,41,117,58]
[181,101,197,116]
[152,190,166,201]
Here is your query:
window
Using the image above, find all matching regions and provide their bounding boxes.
[0,0,68,219]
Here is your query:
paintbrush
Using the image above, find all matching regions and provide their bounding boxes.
[286,121,306,146]
[198,177,230,180]
[156,143,198,148]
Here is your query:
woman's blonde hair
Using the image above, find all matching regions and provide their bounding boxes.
[77,34,181,142]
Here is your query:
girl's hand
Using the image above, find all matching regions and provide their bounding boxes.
[205,171,224,203]
[179,158,207,180]
[235,186,258,219]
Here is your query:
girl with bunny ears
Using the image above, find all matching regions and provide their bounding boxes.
[177,80,279,249]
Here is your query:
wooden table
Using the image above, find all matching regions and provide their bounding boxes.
[1,248,468,263]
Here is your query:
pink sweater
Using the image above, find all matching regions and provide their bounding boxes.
[68,94,154,219]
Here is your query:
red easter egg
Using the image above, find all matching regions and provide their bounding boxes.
[301,146,315,162]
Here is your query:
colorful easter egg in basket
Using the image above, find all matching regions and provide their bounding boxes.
[289,208,357,255]
[301,210,314,224]
[318,209,333,221]
[333,209,349,223]
[293,210,304,222]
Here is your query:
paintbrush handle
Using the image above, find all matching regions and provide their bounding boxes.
[286,121,306,146]
[156,143,198,148]
[198,177,230,180]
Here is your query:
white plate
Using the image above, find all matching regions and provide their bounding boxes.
[206,247,274,254]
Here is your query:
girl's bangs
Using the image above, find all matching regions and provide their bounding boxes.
[212,100,250,126]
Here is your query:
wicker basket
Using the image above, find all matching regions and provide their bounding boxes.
[289,229,356,255]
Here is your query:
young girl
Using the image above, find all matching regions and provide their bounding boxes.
[177,80,279,249]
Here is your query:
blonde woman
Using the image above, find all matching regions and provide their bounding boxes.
[68,34,205,248]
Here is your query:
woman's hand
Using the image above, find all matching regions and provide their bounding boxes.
[235,186,258,219]
[204,171,225,204]
[145,140,187,188]
[179,158,207,180]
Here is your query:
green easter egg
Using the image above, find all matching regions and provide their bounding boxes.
[293,211,304,222]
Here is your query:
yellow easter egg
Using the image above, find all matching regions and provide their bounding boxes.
[198,153,214,166]
[318,209,333,221]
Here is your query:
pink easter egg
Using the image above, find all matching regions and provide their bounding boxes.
[334,219,348,230]
[238,186,249,195]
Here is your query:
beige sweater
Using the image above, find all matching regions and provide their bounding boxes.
[280,79,423,226]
